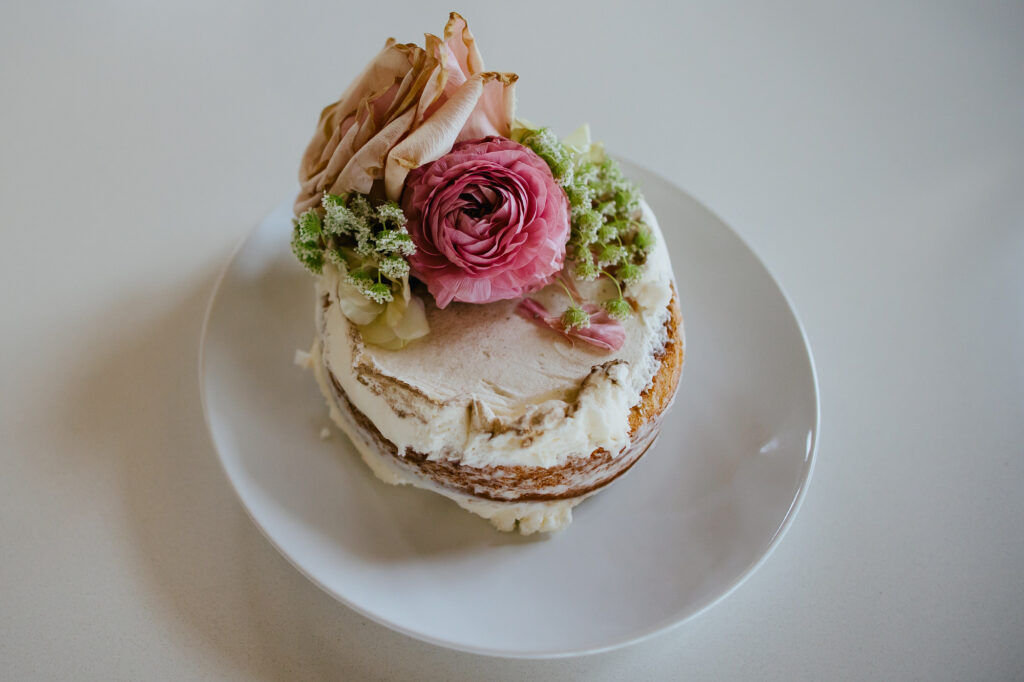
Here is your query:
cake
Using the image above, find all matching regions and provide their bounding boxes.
[291,13,684,533]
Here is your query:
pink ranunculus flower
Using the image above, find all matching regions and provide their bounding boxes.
[402,136,570,307]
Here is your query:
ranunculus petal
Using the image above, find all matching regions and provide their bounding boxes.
[403,136,570,307]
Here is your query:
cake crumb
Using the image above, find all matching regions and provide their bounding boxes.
[320,427,332,440]
[294,349,312,369]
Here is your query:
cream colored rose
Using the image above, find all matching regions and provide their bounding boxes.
[294,13,517,214]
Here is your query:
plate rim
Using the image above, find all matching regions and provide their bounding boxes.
[198,160,820,659]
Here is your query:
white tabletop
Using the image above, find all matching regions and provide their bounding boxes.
[2,2,1021,679]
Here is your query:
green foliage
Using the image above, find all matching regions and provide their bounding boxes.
[518,127,576,184]
[632,225,655,252]
[291,210,326,274]
[375,202,407,229]
[289,192,416,305]
[573,254,599,282]
[378,254,410,280]
[375,230,416,257]
[603,297,633,321]
[345,271,394,304]
[597,244,627,267]
[561,303,591,331]
[519,124,655,318]
[616,261,643,286]
[597,223,618,243]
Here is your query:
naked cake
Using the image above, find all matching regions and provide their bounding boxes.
[292,13,684,533]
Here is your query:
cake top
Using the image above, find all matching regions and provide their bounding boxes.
[316,201,674,468]
[290,13,662,358]
[349,200,672,411]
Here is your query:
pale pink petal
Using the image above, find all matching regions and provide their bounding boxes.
[515,299,625,352]
[295,41,423,212]
[572,304,627,351]
[296,15,520,215]
[443,12,484,76]
[412,33,451,124]
[456,72,517,142]
[384,74,488,200]
[332,107,417,195]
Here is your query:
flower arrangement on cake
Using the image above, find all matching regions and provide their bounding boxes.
[293,13,684,534]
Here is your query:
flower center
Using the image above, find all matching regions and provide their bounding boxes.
[459,191,491,219]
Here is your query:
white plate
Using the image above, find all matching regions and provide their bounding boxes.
[200,161,819,658]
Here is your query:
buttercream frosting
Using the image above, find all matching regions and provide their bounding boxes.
[312,201,673,470]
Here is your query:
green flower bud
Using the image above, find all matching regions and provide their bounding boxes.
[574,257,599,282]
[366,282,394,304]
[378,254,410,280]
[598,244,626,267]
[603,297,632,320]
[632,226,655,252]
[597,223,618,243]
[295,210,322,242]
[561,304,591,331]
[616,261,643,286]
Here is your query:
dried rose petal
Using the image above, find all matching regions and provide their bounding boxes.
[294,13,517,213]
[515,298,625,352]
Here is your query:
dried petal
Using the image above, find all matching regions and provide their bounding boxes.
[515,297,625,352]
[295,15,517,213]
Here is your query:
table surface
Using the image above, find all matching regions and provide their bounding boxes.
[2,2,1022,680]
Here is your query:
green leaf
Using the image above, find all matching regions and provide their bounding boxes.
[575,210,602,243]
[290,236,323,274]
[295,191,415,292]
[520,127,575,184]
[325,248,347,268]
[347,193,374,222]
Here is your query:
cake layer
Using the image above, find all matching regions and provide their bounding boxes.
[322,294,681,502]
[308,335,586,533]
[307,291,682,532]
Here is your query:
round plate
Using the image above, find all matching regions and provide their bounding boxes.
[200,161,819,658]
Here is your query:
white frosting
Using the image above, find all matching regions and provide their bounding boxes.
[309,338,583,533]
[316,201,673,469]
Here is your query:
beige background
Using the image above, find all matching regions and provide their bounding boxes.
[2,1,1022,679]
